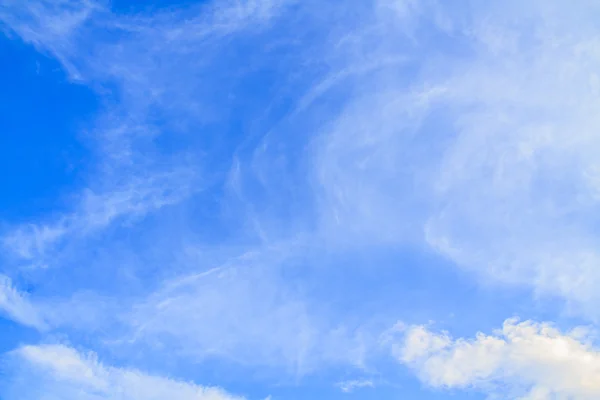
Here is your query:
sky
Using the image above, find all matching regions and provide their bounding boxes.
[2,0,600,399]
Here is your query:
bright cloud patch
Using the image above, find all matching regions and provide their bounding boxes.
[393,319,600,399]
[9,344,244,400]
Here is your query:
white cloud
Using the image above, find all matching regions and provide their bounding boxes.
[300,0,600,316]
[0,0,102,80]
[337,379,375,393]
[422,0,600,315]
[0,0,204,268]
[0,0,293,268]
[2,168,197,267]
[9,343,244,400]
[392,318,600,399]
[0,275,46,330]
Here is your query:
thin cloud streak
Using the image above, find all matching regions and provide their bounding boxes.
[0,275,47,330]
[7,343,246,400]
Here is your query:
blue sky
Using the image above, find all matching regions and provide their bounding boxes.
[2,0,600,399]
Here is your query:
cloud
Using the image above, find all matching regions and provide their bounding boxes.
[391,318,600,399]
[421,0,600,315]
[0,0,294,269]
[337,379,375,393]
[5,0,600,396]
[6,343,244,400]
[0,0,382,378]
[0,275,46,330]
[2,168,197,267]
[295,0,600,317]
[0,0,102,80]
[0,0,200,268]
[15,243,373,377]
[122,246,371,375]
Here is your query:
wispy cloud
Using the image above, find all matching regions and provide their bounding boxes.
[116,245,370,375]
[0,0,102,80]
[7,343,245,400]
[337,379,375,393]
[0,0,294,269]
[0,275,46,330]
[422,0,600,316]
[2,168,197,267]
[301,0,600,318]
[0,1,384,380]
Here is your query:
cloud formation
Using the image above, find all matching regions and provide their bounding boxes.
[3,0,600,399]
[424,0,600,315]
[125,247,370,374]
[0,275,46,330]
[392,318,600,399]
[337,379,375,393]
[8,343,244,400]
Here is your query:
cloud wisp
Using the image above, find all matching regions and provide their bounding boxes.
[7,343,245,400]
[0,275,46,330]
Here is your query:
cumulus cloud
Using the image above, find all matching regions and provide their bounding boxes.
[391,318,600,399]
[6,343,244,400]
